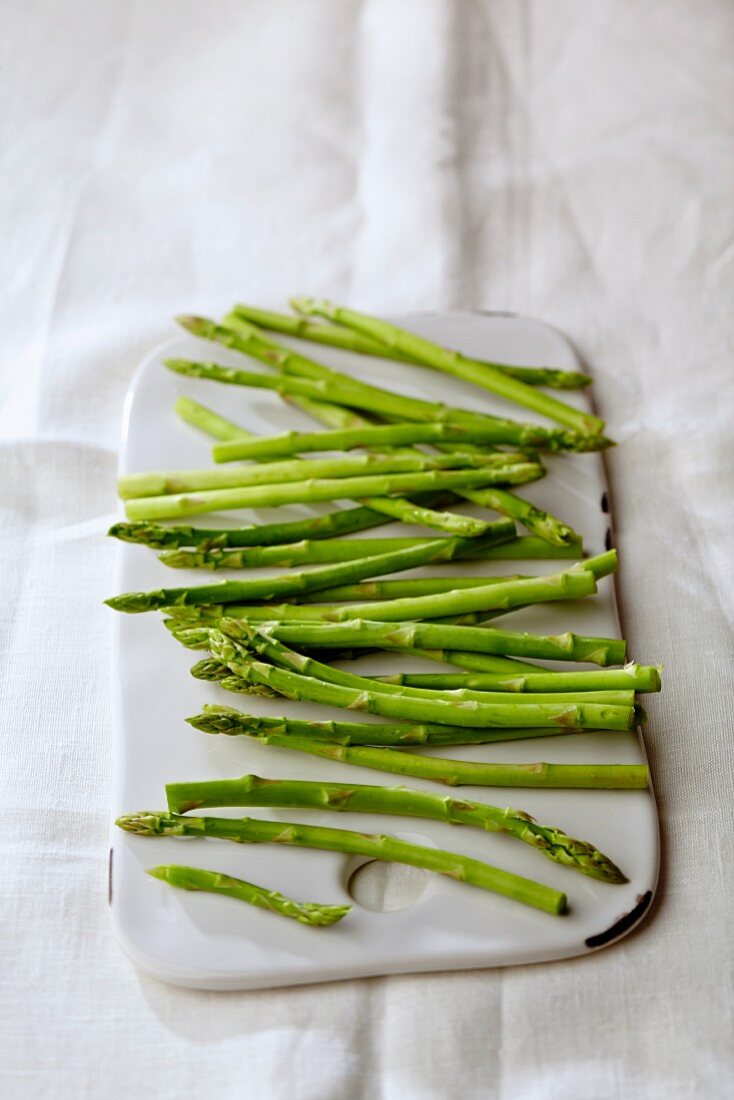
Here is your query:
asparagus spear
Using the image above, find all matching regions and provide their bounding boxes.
[165,353,511,433]
[216,623,635,706]
[157,539,580,571]
[123,465,542,522]
[117,811,567,915]
[176,374,490,542]
[229,304,593,390]
[105,521,516,612]
[163,577,525,603]
[275,377,585,549]
[118,449,528,501]
[183,314,554,439]
[187,705,601,746]
[241,619,628,666]
[376,664,662,694]
[209,632,634,729]
[290,298,604,436]
[185,363,584,551]
[212,421,584,463]
[147,864,350,926]
[232,730,647,789]
[320,566,597,623]
[167,563,596,624]
[165,775,625,883]
[191,634,632,706]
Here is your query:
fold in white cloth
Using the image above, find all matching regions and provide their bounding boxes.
[1,1,732,1096]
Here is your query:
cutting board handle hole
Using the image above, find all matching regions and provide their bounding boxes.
[347,860,427,913]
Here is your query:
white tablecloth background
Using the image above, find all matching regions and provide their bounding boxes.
[2,2,732,1096]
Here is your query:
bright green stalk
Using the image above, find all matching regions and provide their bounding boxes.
[105,520,516,612]
[247,619,628,666]
[210,632,634,729]
[119,449,524,501]
[162,579,522,609]
[290,298,604,436]
[322,565,597,623]
[117,811,567,915]
[187,705,602,746]
[216,624,634,707]
[376,663,662,694]
[156,539,576,571]
[212,421,582,463]
[222,729,648,789]
[153,536,584,567]
[165,352,508,433]
[108,507,394,551]
[146,864,350,926]
[277,377,585,549]
[174,396,251,443]
[165,775,625,883]
[123,465,541,522]
[276,394,490,537]
[229,304,593,390]
[178,387,491,540]
[196,629,631,705]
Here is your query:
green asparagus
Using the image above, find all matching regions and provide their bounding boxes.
[123,465,542,522]
[165,774,625,883]
[229,304,593,390]
[117,811,568,914]
[290,298,604,436]
[187,705,604,746]
[147,864,350,926]
[105,521,516,612]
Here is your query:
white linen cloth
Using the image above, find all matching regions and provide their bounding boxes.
[1,1,733,1096]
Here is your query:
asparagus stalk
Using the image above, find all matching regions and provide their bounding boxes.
[183,314,542,438]
[320,566,597,623]
[236,731,647,789]
[147,864,350,926]
[165,353,510,433]
[376,663,662,694]
[194,631,633,706]
[276,378,585,549]
[212,421,584,463]
[165,775,625,883]
[162,578,524,613]
[294,549,614,600]
[290,298,604,436]
[210,632,634,729]
[187,705,602,746]
[229,304,593,390]
[123,465,542,522]
[118,449,528,501]
[218,624,635,705]
[243,619,628,666]
[118,811,568,915]
[178,379,493,541]
[105,521,516,612]
[108,507,396,550]
[157,539,582,571]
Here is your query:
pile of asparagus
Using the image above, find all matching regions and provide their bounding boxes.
[109,299,660,926]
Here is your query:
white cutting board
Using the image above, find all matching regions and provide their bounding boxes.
[109,311,659,989]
